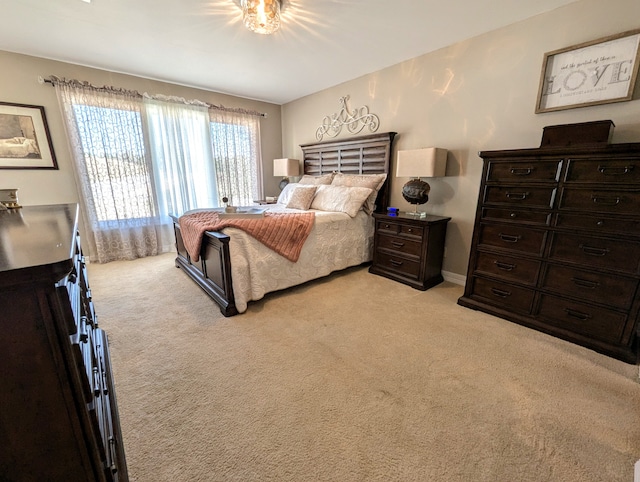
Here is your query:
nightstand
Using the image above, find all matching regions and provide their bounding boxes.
[369,212,451,290]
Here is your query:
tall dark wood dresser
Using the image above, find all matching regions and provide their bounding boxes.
[0,204,129,481]
[458,122,640,364]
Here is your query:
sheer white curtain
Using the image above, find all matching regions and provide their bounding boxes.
[145,98,220,217]
[54,80,172,263]
[53,77,265,263]
[209,109,263,206]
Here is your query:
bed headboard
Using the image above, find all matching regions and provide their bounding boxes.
[300,132,397,213]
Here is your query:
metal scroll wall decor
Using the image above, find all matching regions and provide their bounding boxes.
[315,95,380,141]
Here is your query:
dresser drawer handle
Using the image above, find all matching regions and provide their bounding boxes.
[494,261,516,271]
[490,287,511,298]
[570,277,599,289]
[389,259,403,267]
[499,233,521,243]
[598,165,635,176]
[391,241,405,248]
[591,195,620,206]
[564,308,592,321]
[505,191,529,200]
[509,167,534,176]
[579,244,609,257]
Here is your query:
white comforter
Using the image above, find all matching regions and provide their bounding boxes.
[222,204,374,313]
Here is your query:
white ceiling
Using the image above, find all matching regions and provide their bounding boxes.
[2,0,578,105]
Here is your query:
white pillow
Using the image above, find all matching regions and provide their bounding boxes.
[286,185,318,210]
[277,182,299,205]
[298,173,335,185]
[331,172,387,214]
[310,185,373,217]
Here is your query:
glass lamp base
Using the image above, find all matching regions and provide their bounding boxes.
[405,204,427,217]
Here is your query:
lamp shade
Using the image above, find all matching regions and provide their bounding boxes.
[273,158,300,177]
[396,148,447,178]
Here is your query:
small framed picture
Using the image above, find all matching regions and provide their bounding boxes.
[0,102,58,169]
[535,29,640,113]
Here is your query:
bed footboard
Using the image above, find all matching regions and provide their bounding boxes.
[171,216,238,317]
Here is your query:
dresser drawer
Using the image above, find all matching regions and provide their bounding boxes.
[481,208,551,226]
[564,159,640,184]
[474,251,540,285]
[471,277,535,314]
[559,188,640,215]
[541,264,638,309]
[377,233,422,258]
[483,186,556,208]
[478,224,546,255]
[549,232,640,275]
[486,160,561,182]
[374,252,421,279]
[537,294,628,344]
[555,213,640,237]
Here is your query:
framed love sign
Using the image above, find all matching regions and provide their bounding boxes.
[535,29,640,113]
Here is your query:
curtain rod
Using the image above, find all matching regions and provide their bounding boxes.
[39,75,268,118]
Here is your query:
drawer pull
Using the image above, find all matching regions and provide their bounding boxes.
[579,244,609,257]
[391,241,405,248]
[490,287,511,298]
[494,261,516,271]
[389,259,403,267]
[509,167,534,176]
[499,233,521,243]
[505,191,529,200]
[564,308,592,321]
[598,165,635,176]
[591,195,620,206]
[570,277,599,289]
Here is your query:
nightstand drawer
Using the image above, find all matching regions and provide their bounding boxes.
[377,234,422,258]
[375,252,421,279]
[375,220,424,240]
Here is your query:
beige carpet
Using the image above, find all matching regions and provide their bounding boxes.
[88,253,640,482]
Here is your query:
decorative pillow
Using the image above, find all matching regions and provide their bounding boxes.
[286,185,318,210]
[310,185,373,217]
[277,182,299,205]
[331,172,387,214]
[298,173,335,185]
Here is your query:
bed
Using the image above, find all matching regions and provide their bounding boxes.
[170,131,396,316]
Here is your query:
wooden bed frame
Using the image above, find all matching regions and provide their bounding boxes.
[171,131,397,316]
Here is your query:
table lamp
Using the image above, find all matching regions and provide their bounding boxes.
[273,158,300,191]
[396,148,447,216]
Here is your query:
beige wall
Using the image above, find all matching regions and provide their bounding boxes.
[0,50,284,207]
[281,0,640,279]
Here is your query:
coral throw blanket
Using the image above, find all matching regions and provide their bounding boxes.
[178,211,316,263]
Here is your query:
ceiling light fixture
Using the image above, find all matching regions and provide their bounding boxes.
[242,0,281,35]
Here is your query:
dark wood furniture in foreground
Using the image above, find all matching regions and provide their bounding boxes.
[458,123,640,363]
[0,204,128,481]
[171,131,396,316]
[369,212,450,290]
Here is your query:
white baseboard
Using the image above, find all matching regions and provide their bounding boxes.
[442,270,466,286]
[635,459,640,482]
